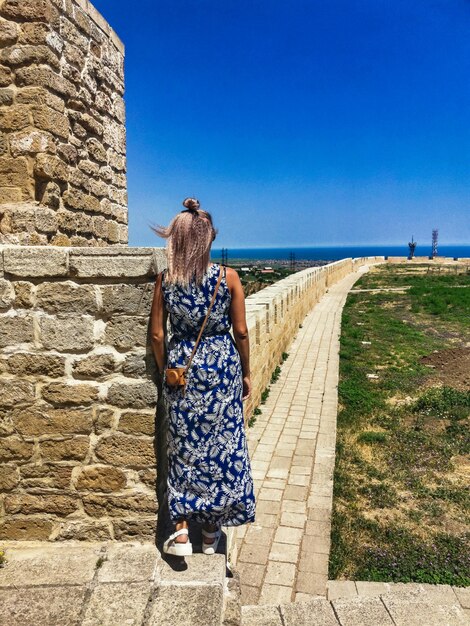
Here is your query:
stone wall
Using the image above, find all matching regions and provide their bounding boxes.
[0,246,165,541]
[0,0,127,246]
[0,247,383,541]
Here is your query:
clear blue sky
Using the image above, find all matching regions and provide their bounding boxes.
[92,0,469,248]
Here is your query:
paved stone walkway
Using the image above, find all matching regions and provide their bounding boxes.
[236,267,370,606]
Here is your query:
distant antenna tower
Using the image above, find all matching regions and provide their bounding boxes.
[221,247,228,265]
[289,251,296,271]
[432,229,438,257]
[408,235,417,259]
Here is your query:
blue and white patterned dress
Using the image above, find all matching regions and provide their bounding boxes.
[161,263,256,528]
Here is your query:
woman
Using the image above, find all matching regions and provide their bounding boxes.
[150,198,256,556]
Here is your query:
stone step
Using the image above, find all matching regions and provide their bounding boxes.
[0,540,228,626]
[241,586,470,626]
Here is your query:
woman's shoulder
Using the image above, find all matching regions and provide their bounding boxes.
[223,265,241,288]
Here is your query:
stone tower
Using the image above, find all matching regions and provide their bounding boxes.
[0,0,127,246]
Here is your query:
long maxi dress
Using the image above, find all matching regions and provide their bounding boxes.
[161,263,256,528]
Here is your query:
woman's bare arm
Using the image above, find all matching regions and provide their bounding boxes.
[226,266,251,399]
[150,272,168,376]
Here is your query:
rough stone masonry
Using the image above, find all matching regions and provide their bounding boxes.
[0,0,127,246]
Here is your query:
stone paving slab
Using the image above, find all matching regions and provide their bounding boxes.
[236,268,370,605]
[0,540,227,626]
[241,586,470,626]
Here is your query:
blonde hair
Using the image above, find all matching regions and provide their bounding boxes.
[152,198,217,286]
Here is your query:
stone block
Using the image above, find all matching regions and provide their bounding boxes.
[75,464,127,492]
[326,580,357,601]
[70,255,155,278]
[8,129,56,157]
[105,316,148,350]
[0,311,34,348]
[148,584,223,626]
[0,543,101,586]
[72,352,117,378]
[0,517,53,540]
[112,517,156,541]
[332,596,394,625]
[0,105,30,131]
[0,156,29,187]
[12,406,92,435]
[0,186,22,202]
[16,65,76,99]
[138,467,157,488]
[39,436,89,461]
[54,519,112,541]
[36,282,97,314]
[86,136,107,162]
[82,492,157,517]
[0,0,58,22]
[96,543,158,583]
[0,379,35,407]
[118,411,155,436]
[82,581,151,626]
[16,86,64,112]
[107,380,157,409]
[41,381,99,405]
[34,153,69,181]
[122,351,150,378]
[280,597,339,626]
[0,87,13,105]
[63,186,102,213]
[0,18,18,46]
[39,313,94,351]
[0,464,19,490]
[60,14,88,53]
[3,246,68,277]
[0,43,60,69]
[0,435,34,461]
[4,493,78,516]
[93,407,116,433]
[241,605,283,626]
[94,433,155,468]
[19,462,73,489]
[100,283,154,314]
[32,105,70,139]
[6,352,65,377]
[0,278,15,309]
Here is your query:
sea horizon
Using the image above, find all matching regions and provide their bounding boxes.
[211,244,470,262]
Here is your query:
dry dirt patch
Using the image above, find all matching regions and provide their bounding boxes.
[420,347,470,390]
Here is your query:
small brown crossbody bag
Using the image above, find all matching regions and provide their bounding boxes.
[165,266,224,390]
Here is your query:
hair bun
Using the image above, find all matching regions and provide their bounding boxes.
[182,197,200,212]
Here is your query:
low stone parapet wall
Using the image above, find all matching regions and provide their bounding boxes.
[0,246,383,541]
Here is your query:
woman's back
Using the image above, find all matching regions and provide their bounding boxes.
[162,263,231,340]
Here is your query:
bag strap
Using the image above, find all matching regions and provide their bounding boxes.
[184,265,223,375]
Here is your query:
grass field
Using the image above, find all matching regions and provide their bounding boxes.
[330,262,470,586]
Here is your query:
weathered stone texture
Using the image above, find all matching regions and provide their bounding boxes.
[12,406,92,436]
[5,353,65,377]
[4,493,79,516]
[0,0,127,245]
[41,381,99,405]
[39,314,95,351]
[72,352,117,378]
[94,433,155,469]
[75,465,127,492]
[39,436,90,461]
